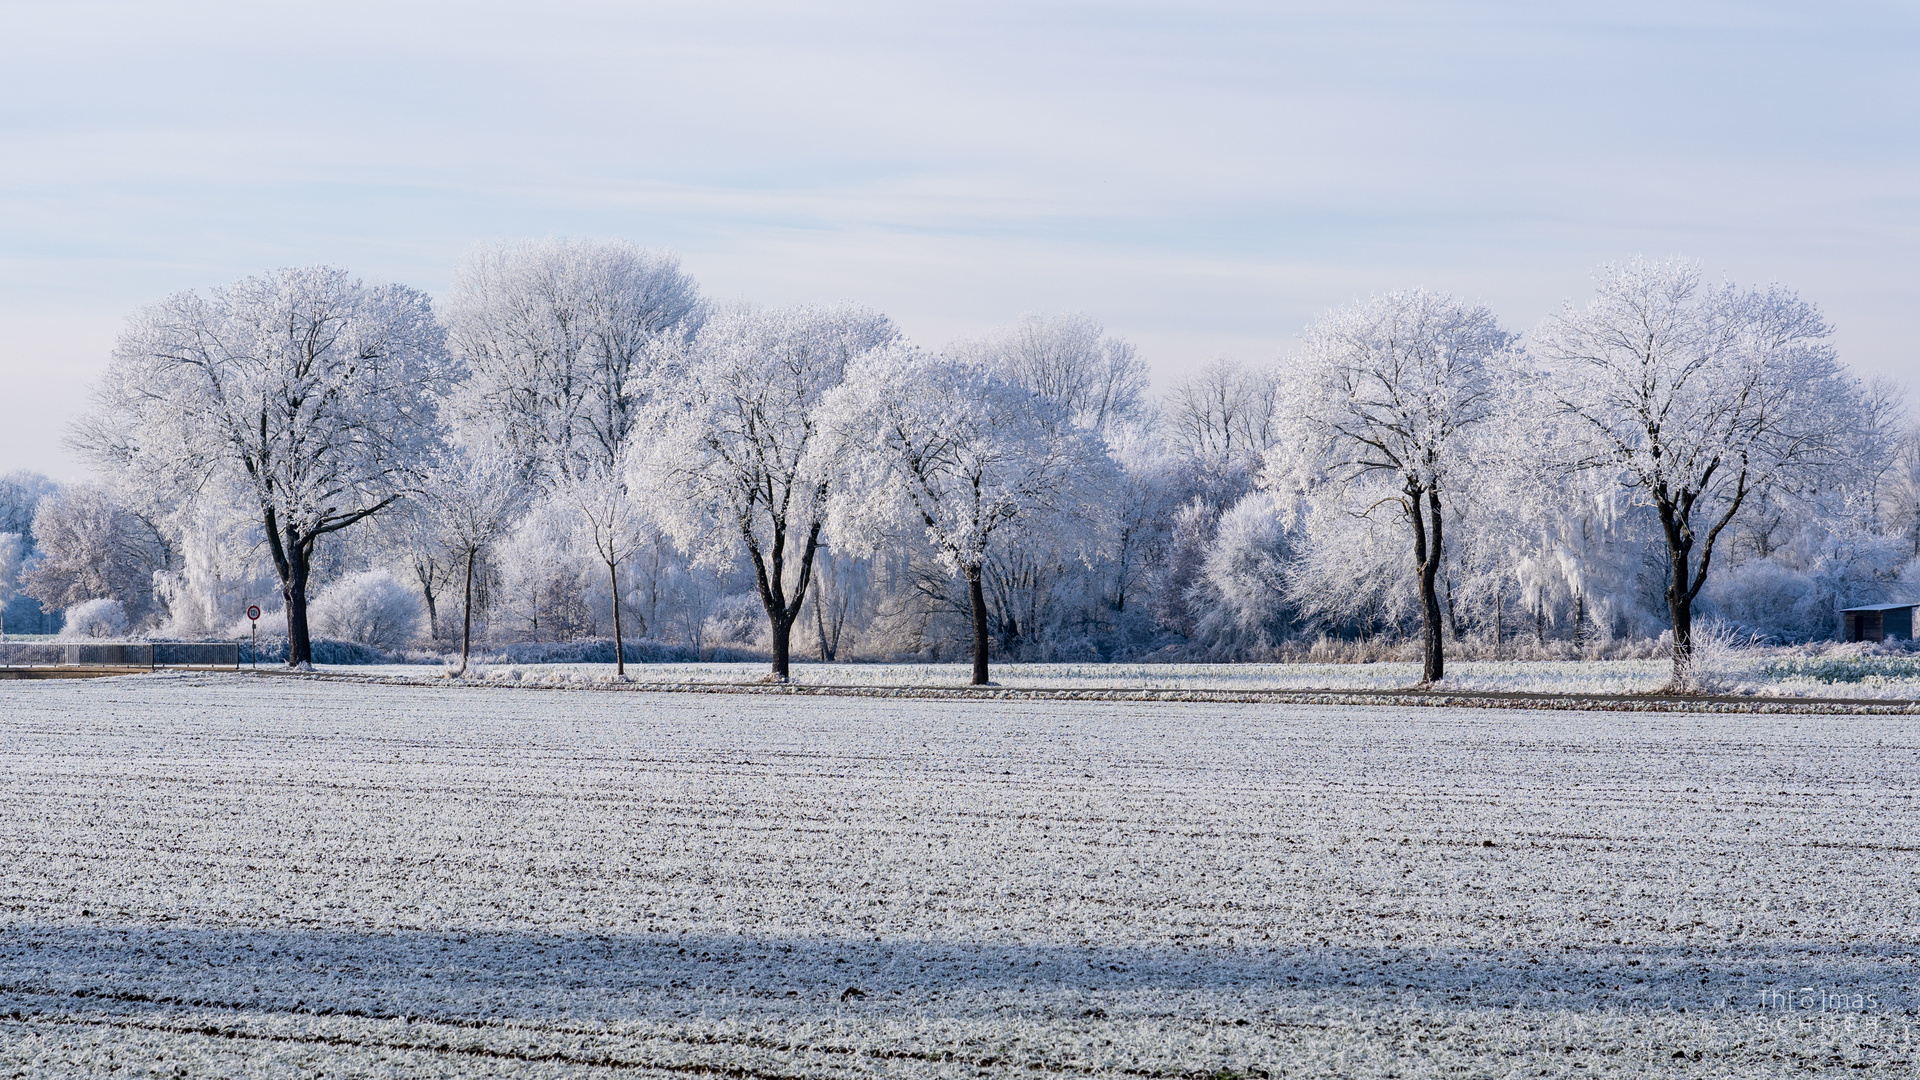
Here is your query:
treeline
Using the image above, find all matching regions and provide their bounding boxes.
[2,243,1916,687]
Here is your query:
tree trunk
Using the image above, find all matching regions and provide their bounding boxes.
[458,547,476,677]
[968,567,990,686]
[1658,502,1696,690]
[284,542,313,669]
[1667,545,1695,690]
[813,589,835,661]
[1492,584,1503,658]
[607,559,625,677]
[746,519,824,684]
[771,615,792,681]
[1408,487,1445,685]
[419,574,439,642]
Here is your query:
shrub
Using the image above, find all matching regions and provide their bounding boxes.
[701,592,765,647]
[59,598,129,640]
[307,571,427,651]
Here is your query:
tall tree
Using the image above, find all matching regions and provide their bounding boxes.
[634,303,896,680]
[1272,289,1510,684]
[446,238,703,485]
[446,239,702,669]
[1533,259,1855,688]
[75,267,451,667]
[1165,359,1282,476]
[953,313,1148,438]
[815,346,1113,685]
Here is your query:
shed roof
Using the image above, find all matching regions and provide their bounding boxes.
[1841,603,1920,613]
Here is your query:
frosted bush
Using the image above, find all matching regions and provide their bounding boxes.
[59,597,129,640]
[701,592,765,647]
[307,571,427,651]
[1698,559,1825,642]
[1187,491,1294,654]
[1666,617,1763,692]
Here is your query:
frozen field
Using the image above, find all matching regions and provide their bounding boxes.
[3,672,1919,1077]
[339,655,1920,700]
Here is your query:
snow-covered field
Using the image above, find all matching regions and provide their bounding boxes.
[4,672,1919,1076]
[331,655,1920,700]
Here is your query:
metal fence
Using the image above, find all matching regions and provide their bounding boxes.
[0,642,240,670]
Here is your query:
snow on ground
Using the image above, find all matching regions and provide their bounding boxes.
[327,656,1920,700]
[3,671,1919,1076]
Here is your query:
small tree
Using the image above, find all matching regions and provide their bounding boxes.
[634,303,896,680]
[1534,259,1854,688]
[558,458,649,676]
[814,346,1113,685]
[1273,289,1509,684]
[76,267,452,667]
[424,447,528,675]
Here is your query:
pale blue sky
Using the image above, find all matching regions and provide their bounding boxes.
[3,0,1915,477]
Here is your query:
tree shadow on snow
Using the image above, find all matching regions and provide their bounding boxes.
[3,924,1915,1027]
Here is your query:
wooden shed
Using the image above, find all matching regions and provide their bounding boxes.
[1841,603,1919,643]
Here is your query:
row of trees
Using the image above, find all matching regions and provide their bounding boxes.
[4,243,1916,689]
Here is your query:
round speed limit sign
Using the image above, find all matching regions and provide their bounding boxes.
[247,605,262,622]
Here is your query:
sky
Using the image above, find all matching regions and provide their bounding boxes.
[2,0,1915,479]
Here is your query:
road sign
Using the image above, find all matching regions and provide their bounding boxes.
[245,605,261,670]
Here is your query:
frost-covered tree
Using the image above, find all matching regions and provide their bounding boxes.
[0,472,59,539]
[1894,424,1920,560]
[952,316,1149,658]
[446,239,701,646]
[815,346,1114,684]
[0,473,56,634]
[493,504,596,643]
[1271,290,1510,684]
[446,238,702,486]
[1534,259,1855,686]
[556,458,649,675]
[954,313,1148,438]
[151,500,277,638]
[1164,360,1281,476]
[1188,491,1297,652]
[802,544,868,661]
[0,532,24,624]
[425,446,529,674]
[75,267,452,666]
[371,500,459,642]
[635,303,896,680]
[21,484,169,627]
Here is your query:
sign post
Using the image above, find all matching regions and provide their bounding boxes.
[247,605,262,669]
